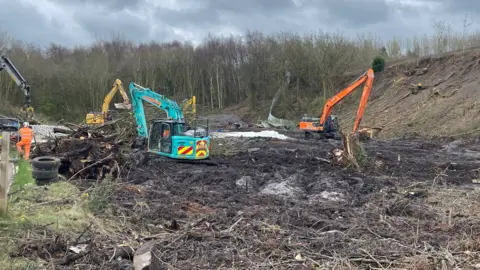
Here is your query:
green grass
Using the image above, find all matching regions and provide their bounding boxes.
[0,160,109,269]
[10,160,35,191]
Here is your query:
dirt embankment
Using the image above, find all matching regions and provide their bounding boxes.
[339,49,480,138]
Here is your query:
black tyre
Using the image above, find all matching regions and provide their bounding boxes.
[32,156,61,170]
[305,132,314,140]
[32,168,58,180]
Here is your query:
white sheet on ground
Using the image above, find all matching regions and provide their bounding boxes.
[211,130,291,140]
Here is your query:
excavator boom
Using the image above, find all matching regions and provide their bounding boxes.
[319,68,374,133]
[183,96,196,115]
[0,55,35,121]
[101,79,131,113]
[300,68,374,139]
[129,82,184,138]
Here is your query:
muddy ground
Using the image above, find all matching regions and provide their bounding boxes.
[25,135,480,269]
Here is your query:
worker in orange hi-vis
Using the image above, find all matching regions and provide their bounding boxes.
[16,122,34,160]
[163,128,170,137]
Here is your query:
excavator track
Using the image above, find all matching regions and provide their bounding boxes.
[174,158,218,166]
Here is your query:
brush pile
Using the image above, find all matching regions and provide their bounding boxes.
[31,116,138,180]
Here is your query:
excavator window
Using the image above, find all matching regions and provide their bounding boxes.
[324,115,339,132]
[160,123,172,153]
[148,121,173,153]
[149,122,163,151]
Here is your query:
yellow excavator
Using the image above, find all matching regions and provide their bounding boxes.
[182,95,196,121]
[85,79,132,124]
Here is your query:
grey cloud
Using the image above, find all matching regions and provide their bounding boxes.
[155,7,220,28]
[433,0,480,15]
[48,0,146,11]
[0,0,478,48]
[205,0,297,15]
[391,2,425,19]
[0,1,77,46]
[72,10,155,42]
[154,0,299,29]
[318,0,392,27]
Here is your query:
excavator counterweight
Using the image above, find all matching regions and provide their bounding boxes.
[299,68,375,140]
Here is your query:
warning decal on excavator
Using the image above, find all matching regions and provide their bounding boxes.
[196,140,207,150]
[144,97,161,106]
[196,150,206,157]
[195,140,208,157]
[178,146,193,155]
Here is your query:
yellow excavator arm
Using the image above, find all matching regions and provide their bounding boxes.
[86,79,131,124]
[101,79,131,113]
[182,96,196,118]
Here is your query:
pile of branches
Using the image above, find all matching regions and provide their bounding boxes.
[54,116,138,146]
[12,222,123,269]
[32,117,138,180]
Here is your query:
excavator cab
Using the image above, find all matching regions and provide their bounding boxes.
[300,115,340,139]
[147,118,210,159]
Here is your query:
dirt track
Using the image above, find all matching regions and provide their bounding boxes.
[78,136,480,269]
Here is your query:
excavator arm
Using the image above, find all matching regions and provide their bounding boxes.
[0,55,35,119]
[86,79,131,124]
[129,82,184,138]
[319,68,374,133]
[182,96,196,116]
[101,79,131,115]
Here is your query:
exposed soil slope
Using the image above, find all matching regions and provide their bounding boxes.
[216,48,480,139]
[339,49,480,138]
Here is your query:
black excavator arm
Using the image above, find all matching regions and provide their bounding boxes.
[0,55,35,121]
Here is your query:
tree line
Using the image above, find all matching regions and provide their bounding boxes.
[1,19,479,122]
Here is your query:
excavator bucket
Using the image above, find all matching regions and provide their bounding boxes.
[114,103,131,110]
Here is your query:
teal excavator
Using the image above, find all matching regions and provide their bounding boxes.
[129,82,211,160]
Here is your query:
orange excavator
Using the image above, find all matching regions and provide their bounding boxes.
[299,68,375,140]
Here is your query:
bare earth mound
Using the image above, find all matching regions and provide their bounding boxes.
[340,49,480,138]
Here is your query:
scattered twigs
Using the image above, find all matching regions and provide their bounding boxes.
[432,163,451,185]
[67,153,114,181]
[73,223,93,245]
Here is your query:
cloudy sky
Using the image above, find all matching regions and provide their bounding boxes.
[0,0,478,47]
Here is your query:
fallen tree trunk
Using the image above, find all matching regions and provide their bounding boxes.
[53,127,73,135]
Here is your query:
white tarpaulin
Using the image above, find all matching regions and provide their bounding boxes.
[265,72,296,130]
[211,130,291,140]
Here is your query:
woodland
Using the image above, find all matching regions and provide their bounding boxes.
[0,20,477,121]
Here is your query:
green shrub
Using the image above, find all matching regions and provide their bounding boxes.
[372,56,386,72]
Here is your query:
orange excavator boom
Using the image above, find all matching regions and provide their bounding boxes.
[319,68,374,134]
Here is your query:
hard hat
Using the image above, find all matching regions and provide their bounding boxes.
[23,122,29,127]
